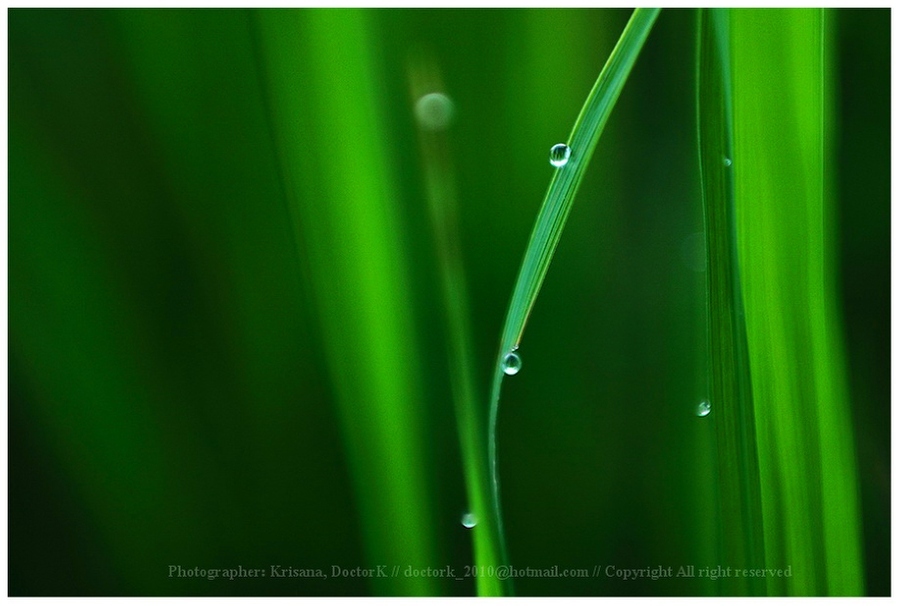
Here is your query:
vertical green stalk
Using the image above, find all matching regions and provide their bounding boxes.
[696,8,766,595]
[701,8,865,595]
[409,67,508,596]
[254,9,440,595]
[731,8,864,595]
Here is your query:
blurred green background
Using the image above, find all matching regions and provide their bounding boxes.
[8,8,889,596]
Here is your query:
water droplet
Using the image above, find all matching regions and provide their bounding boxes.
[501,352,521,376]
[696,400,711,417]
[415,92,454,131]
[461,513,477,529]
[723,157,732,167]
[549,143,571,167]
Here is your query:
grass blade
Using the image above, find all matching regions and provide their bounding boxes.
[700,8,865,596]
[731,8,864,595]
[696,8,766,595]
[487,7,660,566]
[409,66,507,596]
[254,10,441,595]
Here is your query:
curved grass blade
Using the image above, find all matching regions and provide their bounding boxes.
[487,7,661,566]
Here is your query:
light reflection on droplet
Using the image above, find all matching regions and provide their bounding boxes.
[549,143,571,168]
[502,352,521,376]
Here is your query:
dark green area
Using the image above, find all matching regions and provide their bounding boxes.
[8,8,889,596]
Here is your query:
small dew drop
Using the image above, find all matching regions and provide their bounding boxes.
[696,400,711,417]
[723,157,733,167]
[501,352,522,376]
[415,92,454,131]
[549,143,571,167]
[461,513,477,529]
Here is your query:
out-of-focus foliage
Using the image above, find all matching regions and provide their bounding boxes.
[8,8,889,596]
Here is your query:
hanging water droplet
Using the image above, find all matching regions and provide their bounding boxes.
[549,143,571,167]
[696,400,711,417]
[723,157,732,167]
[461,513,477,529]
[501,352,522,376]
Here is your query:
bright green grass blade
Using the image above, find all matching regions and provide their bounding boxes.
[409,68,507,596]
[487,7,660,559]
[696,8,766,596]
[731,8,864,596]
[254,10,440,595]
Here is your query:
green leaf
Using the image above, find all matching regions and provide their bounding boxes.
[254,9,441,595]
[731,8,864,596]
[487,7,661,571]
[410,66,507,596]
[696,7,766,595]
[700,8,865,596]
